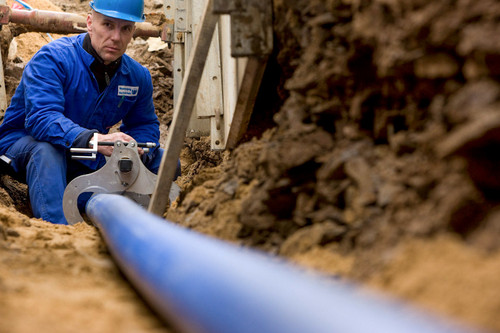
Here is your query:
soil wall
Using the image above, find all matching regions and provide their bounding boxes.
[168,1,500,331]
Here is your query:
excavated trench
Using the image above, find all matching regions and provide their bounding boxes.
[1,0,500,332]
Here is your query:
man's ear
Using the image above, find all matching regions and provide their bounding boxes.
[87,13,93,33]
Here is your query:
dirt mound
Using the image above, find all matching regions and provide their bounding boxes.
[167,0,500,331]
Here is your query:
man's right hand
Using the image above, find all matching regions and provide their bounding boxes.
[94,132,144,156]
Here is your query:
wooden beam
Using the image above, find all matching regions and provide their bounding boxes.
[225,56,268,149]
[149,0,218,216]
[0,40,7,121]
[0,1,8,120]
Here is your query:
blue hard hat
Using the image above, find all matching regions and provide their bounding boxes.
[89,0,145,22]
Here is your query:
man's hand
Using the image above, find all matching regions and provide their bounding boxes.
[94,132,144,156]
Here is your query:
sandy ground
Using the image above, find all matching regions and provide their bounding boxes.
[0,0,176,332]
[1,0,500,333]
[0,214,171,333]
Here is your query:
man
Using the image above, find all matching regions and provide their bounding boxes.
[0,0,179,224]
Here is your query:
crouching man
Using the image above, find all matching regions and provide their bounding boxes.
[0,0,180,224]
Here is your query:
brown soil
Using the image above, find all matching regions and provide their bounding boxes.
[1,0,500,332]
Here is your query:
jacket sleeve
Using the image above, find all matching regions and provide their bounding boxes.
[22,45,86,149]
[120,66,160,151]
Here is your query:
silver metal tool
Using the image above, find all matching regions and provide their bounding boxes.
[69,133,99,160]
[63,139,179,225]
[69,133,156,160]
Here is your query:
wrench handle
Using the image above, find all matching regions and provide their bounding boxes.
[97,141,157,148]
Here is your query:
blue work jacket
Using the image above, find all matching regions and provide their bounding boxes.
[0,33,160,169]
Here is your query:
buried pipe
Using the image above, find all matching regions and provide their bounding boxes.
[4,7,162,38]
[86,194,474,333]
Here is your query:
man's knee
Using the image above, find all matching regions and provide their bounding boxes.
[33,141,63,156]
[7,136,65,174]
[28,141,66,169]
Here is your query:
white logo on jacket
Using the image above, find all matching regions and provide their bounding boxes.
[118,85,139,97]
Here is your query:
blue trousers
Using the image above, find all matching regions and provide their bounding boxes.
[5,136,180,225]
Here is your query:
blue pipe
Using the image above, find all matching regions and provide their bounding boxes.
[86,194,474,333]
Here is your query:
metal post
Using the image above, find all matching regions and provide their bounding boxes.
[172,0,186,106]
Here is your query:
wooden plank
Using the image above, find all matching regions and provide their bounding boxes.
[149,0,218,216]
[0,0,8,121]
[0,39,7,121]
[225,56,268,149]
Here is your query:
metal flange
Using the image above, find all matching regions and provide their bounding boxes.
[63,140,160,225]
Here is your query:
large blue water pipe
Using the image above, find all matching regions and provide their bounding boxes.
[86,194,475,333]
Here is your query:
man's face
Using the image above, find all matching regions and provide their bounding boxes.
[87,11,135,64]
